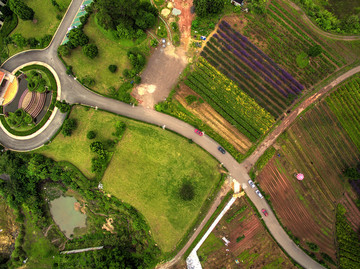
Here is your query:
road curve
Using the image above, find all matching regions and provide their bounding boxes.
[1,0,358,268]
[284,0,360,41]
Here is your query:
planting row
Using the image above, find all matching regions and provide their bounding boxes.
[185,57,275,141]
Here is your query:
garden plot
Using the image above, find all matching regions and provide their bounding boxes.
[197,198,295,269]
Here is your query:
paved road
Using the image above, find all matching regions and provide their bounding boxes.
[1,1,359,268]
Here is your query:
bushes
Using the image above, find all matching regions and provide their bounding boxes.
[226,206,247,223]
[9,0,34,21]
[58,44,71,57]
[82,43,98,59]
[308,45,322,57]
[62,118,77,136]
[306,242,319,252]
[185,95,197,105]
[236,235,245,242]
[55,100,71,113]
[179,181,195,201]
[108,64,117,73]
[193,0,225,17]
[150,39,158,47]
[68,28,89,48]
[87,130,96,139]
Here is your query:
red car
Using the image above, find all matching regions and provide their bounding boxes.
[194,129,203,136]
[261,209,269,216]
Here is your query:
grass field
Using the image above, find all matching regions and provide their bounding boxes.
[38,106,221,252]
[256,100,360,267]
[8,0,71,56]
[101,120,221,252]
[197,198,295,268]
[63,14,150,95]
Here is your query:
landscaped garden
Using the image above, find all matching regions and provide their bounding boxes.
[38,106,223,253]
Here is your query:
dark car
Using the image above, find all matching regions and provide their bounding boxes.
[218,146,226,154]
[194,129,203,136]
[261,209,269,216]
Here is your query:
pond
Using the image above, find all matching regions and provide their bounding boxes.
[49,196,87,238]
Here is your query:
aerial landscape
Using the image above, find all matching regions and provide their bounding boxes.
[0,0,359,268]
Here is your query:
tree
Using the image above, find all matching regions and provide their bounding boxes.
[12,34,27,48]
[87,131,96,139]
[62,118,77,136]
[179,181,195,201]
[0,6,13,18]
[55,100,71,113]
[193,0,225,17]
[58,44,71,57]
[27,154,53,180]
[9,0,35,20]
[82,43,98,59]
[68,28,89,48]
[150,39,158,47]
[307,44,322,57]
[108,64,117,73]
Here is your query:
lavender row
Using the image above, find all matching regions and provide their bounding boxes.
[220,20,304,91]
[216,32,291,96]
[218,26,301,94]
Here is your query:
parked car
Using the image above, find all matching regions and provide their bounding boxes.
[194,129,203,136]
[255,189,264,199]
[218,146,226,154]
[248,179,256,188]
[261,209,268,216]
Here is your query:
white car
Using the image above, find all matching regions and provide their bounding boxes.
[255,190,264,199]
[248,179,256,188]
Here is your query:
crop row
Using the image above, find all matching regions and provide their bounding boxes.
[220,21,305,93]
[203,38,287,116]
[269,1,344,66]
[185,58,275,141]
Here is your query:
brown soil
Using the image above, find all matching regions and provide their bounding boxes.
[257,160,337,261]
[199,198,296,269]
[341,192,360,230]
[74,202,87,214]
[133,45,188,109]
[102,218,115,234]
[175,83,252,154]
[0,198,18,258]
[173,0,195,50]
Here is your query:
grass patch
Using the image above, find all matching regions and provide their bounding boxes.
[22,208,57,269]
[296,52,309,68]
[8,0,71,56]
[63,14,149,95]
[38,106,221,252]
[237,249,260,267]
[197,233,223,263]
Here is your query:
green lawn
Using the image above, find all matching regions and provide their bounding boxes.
[8,0,71,56]
[63,15,143,95]
[198,233,223,263]
[38,106,221,252]
[38,106,123,179]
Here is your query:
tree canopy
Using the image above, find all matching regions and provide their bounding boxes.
[68,28,89,48]
[9,0,35,20]
[82,43,98,59]
[94,0,158,39]
[193,0,225,17]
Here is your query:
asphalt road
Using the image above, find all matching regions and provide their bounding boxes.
[1,1,359,268]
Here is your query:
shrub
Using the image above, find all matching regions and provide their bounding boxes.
[81,76,95,87]
[150,39,158,47]
[9,0,34,20]
[179,181,195,201]
[185,95,197,105]
[55,100,71,113]
[68,28,89,47]
[62,118,77,136]
[134,75,141,84]
[58,44,71,57]
[171,22,178,31]
[87,131,96,139]
[236,235,245,242]
[82,43,98,59]
[108,64,117,73]
[308,44,322,57]
[306,242,319,252]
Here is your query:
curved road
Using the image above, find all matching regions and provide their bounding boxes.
[0,1,359,268]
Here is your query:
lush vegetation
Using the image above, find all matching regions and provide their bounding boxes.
[326,75,360,150]
[193,0,225,17]
[9,0,34,21]
[5,109,33,130]
[226,205,247,223]
[185,57,275,142]
[0,151,160,268]
[250,146,276,179]
[26,70,51,93]
[292,0,360,34]
[336,204,360,268]
[55,100,71,113]
[94,0,158,39]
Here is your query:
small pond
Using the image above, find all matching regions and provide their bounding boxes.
[50,196,87,238]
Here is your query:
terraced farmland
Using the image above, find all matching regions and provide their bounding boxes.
[185,57,275,142]
[326,75,360,151]
[256,103,360,267]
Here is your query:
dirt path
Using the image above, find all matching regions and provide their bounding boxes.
[282,0,360,41]
[242,66,360,171]
[156,183,231,269]
[173,0,195,50]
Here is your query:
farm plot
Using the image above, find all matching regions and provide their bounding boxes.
[201,20,305,118]
[256,103,360,267]
[197,198,295,269]
[185,57,275,142]
[326,75,360,151]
